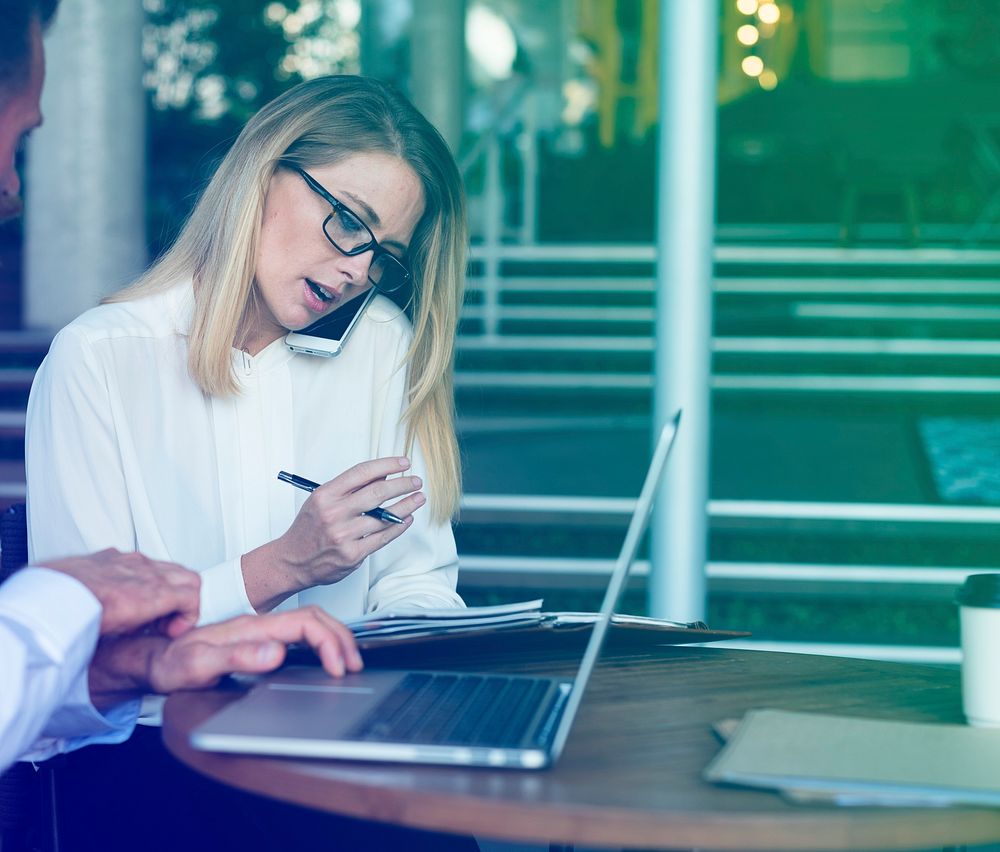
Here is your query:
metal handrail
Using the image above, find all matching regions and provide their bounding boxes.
[458,554,992,585]
[467,242,1000,266]
[457,334,1000,357]
[464,276,1000,295]
[710,640,961,665]
[460,493,1000,524]
[454,371,1000,394]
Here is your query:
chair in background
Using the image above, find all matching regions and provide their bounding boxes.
[1,502,28,583]
[0,502,60,852]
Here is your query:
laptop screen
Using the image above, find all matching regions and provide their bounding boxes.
[548,411,682,760]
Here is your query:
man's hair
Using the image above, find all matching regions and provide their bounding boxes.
[0,0,59,90]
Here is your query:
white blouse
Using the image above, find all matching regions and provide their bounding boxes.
[25,282,463,626]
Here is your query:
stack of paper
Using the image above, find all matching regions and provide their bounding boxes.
[546,612,707,630]
[705,708,1000,807]
[347,599,545,641]
[336,601,744,653]
[346,600,716,644]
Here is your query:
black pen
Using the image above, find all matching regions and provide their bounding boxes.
[277,471,405,524]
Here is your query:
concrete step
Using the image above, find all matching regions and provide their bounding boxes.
[462,275,1000,342]
[465,276,1000,297]
[456,336,1000,379]
[454,371,1000,402]
[0,370,35,409]
[0,329,53,355]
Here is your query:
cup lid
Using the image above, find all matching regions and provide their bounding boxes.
[956,574,1000,608]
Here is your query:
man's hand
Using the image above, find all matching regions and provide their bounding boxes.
[88,607,363,709]
[38,549,200,638]
[148,606,362,691]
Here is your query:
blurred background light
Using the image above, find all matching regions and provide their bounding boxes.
[264,2,286,23]
[737,24,760,45]
[466,3,517,81]
[758,2,781,24]
[736,0,759,15]
[741,55,764,76]
[562,78,597,126]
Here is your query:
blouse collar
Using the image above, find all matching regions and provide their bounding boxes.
[169,281,297,373]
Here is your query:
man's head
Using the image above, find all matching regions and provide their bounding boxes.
[0,0,59,221]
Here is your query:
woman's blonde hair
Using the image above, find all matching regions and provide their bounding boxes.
[106,76,466,521]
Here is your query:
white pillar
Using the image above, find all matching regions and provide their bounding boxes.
[24,0,146,331]
[648,0,718,621]
[408,0,465,152]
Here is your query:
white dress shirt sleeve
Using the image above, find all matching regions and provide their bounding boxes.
[0,569,138,772]
[26,328,255,625]
[196,557,255,626]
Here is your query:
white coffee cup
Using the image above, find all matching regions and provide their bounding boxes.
[957,574,1000,727]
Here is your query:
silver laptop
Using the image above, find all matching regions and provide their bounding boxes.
[190,411,681,769]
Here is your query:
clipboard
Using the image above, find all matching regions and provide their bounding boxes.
[352,612,750,667]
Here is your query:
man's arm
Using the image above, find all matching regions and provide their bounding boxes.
[3,550,201,768]
[0,568,102,772]
[16,602,363,766]
[5,552,361,769]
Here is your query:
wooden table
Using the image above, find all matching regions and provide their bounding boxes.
[163,641,1000,850]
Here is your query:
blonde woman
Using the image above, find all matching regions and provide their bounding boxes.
[25,75,481,852]
[26,75,467,627]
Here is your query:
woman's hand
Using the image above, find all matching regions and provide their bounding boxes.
[242,456,424,612]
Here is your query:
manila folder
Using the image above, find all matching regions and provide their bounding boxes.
[704,708,1000,807]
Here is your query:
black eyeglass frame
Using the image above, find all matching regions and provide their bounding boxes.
[286,163,411,294]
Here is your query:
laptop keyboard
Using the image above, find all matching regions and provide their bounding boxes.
[348,673,564,748]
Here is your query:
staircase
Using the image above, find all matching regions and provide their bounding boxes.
[4,247,1000,661]
[0,330,49,512]
[454,245,1000,662]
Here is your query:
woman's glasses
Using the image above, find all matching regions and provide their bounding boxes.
[289,165,410,294]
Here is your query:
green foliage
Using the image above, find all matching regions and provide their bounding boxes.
[142,0,359,255]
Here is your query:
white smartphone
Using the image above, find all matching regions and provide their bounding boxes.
[284,288,377,357]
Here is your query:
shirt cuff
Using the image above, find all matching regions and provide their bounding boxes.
[197,557,255,625]
[39,652,139,740]
[20,698,140,763]
[368,588,465,613]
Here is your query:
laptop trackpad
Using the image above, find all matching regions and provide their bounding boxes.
[193,667,407,743]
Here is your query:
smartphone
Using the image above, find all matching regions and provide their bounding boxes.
[284,288,377,357]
